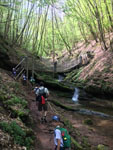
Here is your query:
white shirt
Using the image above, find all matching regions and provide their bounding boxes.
[34,87,38,91]
[34,87,38,94]
[54,127,63,147]
[36,86,49,97]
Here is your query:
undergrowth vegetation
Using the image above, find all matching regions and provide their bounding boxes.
[0,71,35,150]
[4,95,27,108]
[0,121,34,150]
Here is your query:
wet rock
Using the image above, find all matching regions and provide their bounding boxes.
[78,88,94,101]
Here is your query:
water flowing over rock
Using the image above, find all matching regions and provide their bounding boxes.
[58,74,64,82]
[72,88,79,102]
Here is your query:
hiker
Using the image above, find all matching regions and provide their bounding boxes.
[30,76,35,86]
[34,85,39,93]
[22,72,27,85]
[36,82,49,123]
[34,84,39,97]
[12,68,16,77]
[54,57,58,73]
[79,55,82,66]
[52,116,71,150]
[54,61,57,72]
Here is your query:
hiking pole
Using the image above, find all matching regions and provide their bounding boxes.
[48,101,65,121]
[48,101,54,113]
[26,56,29,84]
[48,101,59,115]
[32,56,34,79]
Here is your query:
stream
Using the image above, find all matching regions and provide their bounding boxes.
[53,88,113,118]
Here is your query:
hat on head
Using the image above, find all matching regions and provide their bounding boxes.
[40,81,44,86]
[52,115,60,122]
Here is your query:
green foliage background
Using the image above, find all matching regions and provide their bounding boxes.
[0,0,113,56]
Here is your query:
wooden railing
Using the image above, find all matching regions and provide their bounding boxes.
[13,55,82,80]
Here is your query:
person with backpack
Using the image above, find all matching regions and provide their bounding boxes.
[30,76,35,86]
[22,73,27,85]
[52,115,71,150]
[34,84,39,94]
[33,84,39,99]
[36,82,49,123]
[12,68,16,77]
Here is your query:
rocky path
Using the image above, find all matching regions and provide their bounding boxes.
[23,85,113,150]
[25,90,55,150]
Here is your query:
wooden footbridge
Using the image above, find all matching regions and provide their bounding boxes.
[13,55,82,80]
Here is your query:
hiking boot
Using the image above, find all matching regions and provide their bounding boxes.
[44,118,47,123]
[43,116,47,123]
[41,117,44,123]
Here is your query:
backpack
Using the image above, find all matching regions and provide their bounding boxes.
[56,127,71,148]
[34,87,39,94]
[36,88,47,104]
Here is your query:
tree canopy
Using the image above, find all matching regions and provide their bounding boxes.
[0,0,113,57]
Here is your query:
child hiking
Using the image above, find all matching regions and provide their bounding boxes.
[36,82,49,123]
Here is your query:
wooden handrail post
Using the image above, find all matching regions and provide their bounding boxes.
[15,68,25,80]
[26,56,29,83]
[15,57,26,69]
[32,56,34,79]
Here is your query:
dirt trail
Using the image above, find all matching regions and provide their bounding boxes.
[0,68,56,150]
[23,86,113,150]
[25,90,55,150]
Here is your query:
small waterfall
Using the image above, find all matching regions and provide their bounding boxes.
[58,75,64,82]
[72,88,79,102]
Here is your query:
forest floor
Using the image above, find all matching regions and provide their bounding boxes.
[0,68,113,150]
[24,84,113,150]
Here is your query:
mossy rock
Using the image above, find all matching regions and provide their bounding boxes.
[50,100,80,111]
[35,72,73,92]
[84,119,93,125]
[85,85,101,96]
[97,144,109,150]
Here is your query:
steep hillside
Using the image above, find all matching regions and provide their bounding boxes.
[64,40,113,98]
[1,34,113,99]
[0,68,34,150]
[1,36,113,150]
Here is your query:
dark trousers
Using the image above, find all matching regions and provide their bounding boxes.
[55,146,64,150]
